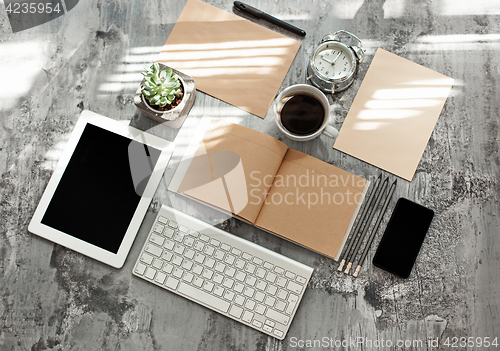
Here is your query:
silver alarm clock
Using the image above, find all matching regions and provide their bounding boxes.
[307,30,364,93]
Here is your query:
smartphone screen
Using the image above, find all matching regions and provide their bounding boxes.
[372,198,434,278]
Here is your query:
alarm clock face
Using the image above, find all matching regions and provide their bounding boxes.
[312,41,355,81]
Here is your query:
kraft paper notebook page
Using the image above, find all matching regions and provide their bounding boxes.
[333,48,454,181]
[168,117,370,260]
[157,0,301,119]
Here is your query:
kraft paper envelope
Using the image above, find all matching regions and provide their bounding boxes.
[157,0,301,118]
[333,48,454,181]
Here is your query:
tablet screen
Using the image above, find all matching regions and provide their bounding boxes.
[41,123,161,254]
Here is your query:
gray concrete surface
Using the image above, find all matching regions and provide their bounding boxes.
[0,0,499,350]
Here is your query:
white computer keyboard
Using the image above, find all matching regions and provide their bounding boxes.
[133,205,313,340]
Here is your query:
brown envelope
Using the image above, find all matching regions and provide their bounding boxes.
[157,0,301,118]
[333,48,454,181]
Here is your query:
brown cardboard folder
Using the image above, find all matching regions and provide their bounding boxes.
[169,117,370,260]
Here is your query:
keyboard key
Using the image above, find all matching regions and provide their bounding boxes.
[255,268,266,279]
[194,253,205,264]
[140,253,154,265]
[213,273,224,284]
[275,300,286,312]
[168,221,178,229]
[285,294,298,315]
[242,252,252,260]
[179,225,189,233]
[234,294,245,306]
[155,272,167,284]
[172,268,183,278]
[152,258,163,270]
[244,287,255,298]
[296,276,307,284]
[225,266,236,277]
[255,304,266,315]
[204,257,215,269]
[221,243,231,251]
[194,241,205,251]
[145,267,156,280]
[161,251,173,262]
[183,272,194,283]
[184,249,195,260]
[165,277,179,290]
[163,239,174,251]
[172,255,183,266]
[276,277,287,288]
[178,282,230,313]
[135,262,147,275]
[214,249,225,260]
[273,329,284,338]
[256,280,267,291]
[223,290,235,301]
[287,281,303,295]
[245,263,256,274]
[265,296,276,307]
[263,262,273,270]
[184,236,195,247]
[189,230,199,237]
[266,272,277,283]
[263,325,273,333]
[202,281,214,292]
[245,276,257,287]
[224,254,235,265]
[266,284,278,296]
[244,299,256,311]
[274,266,285,275]
[213,286,224,297]
[153,223,165,234]
[229,305,243,319]
[162,263,173,274]
[235,271,246,282]
[242,311,254,324]
[277,289,288,300]
[252,320,263,328]
[223,278,234,289]
[252,257,263,265]
[174,244,185,255]
[150,233,165,246]
[231,248,241,256]
[193,264,203,275]
[214,262,226,273]
[202,269,214,280]
[145,244,163,257]
[266,308,290,326]
[204,245,215,256]
[234,282,245,293]
[210,238,220,247]
[285,271,295,280]
[265,319,275,328]
[164,228,175,238]
[193,277,204,287]
[182,260,193,271]
[158,216,168,224]
[173,233,185,242]
[254,291,265,302]
[199,234,210,242]
[235,259,245,270]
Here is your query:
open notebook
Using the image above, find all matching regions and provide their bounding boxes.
[169,117,370,260]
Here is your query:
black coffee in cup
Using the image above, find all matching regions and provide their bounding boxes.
[279,94,325,136]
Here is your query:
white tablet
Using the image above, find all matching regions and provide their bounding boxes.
[29,110,174,268]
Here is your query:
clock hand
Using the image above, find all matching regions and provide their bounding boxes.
[320,55,334,65]
[330,52,342,65]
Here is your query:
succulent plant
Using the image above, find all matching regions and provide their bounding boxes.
[141,63,182,108]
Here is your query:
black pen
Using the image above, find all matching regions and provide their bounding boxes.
[233,1,306,37]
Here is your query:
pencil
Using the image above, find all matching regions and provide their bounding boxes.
[353,179,397,277]
[344,177,389,274]
[337,175,382,271]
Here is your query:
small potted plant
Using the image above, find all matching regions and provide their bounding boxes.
[134,62,195,128]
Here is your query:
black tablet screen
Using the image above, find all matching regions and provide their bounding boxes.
[41,124,161,253]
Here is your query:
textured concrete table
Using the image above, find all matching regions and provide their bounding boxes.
[1,0,499,350]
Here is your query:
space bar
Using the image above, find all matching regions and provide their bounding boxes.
[178,282,231,314]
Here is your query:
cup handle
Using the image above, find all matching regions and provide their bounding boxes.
[322,125,339,139]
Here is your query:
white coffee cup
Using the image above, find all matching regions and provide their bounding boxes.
[274,84,339,141]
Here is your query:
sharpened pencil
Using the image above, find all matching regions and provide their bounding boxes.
[353,180,397,277]
[344,177,389,274]
[338,175,382,272]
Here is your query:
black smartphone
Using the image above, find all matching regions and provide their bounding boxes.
[372,198,434,278]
